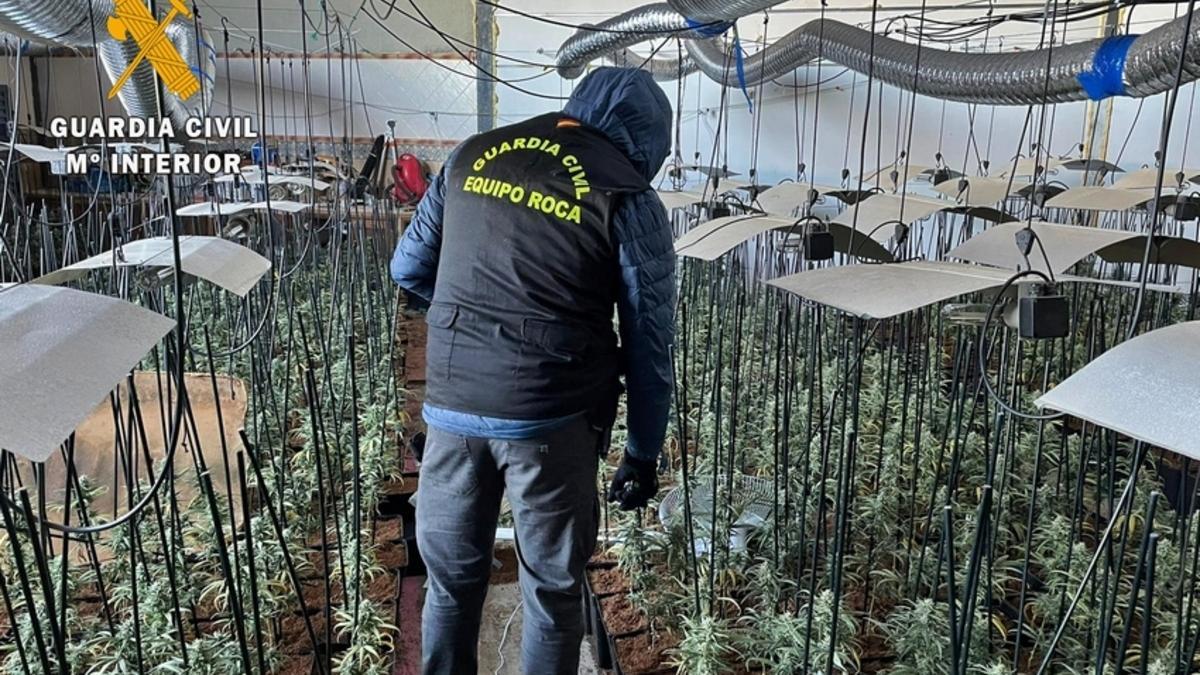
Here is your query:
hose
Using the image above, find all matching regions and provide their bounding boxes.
[558,2,1200,105]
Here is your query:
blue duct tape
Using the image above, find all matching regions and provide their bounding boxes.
[1076,34,1138,100]
[685,17,732,38]
[190,66,216,85]
[734,35,754,113]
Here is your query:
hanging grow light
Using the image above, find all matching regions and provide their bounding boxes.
[0,285,174,462]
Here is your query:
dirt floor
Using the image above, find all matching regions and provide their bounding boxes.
[477,583,601,675]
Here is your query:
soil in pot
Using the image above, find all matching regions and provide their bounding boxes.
[613,630,679,675]
[276,653,314,675]
[600,594,648,638]
[374,517,403,544]
[364,571,399,607]
[279,612,328,655]
[589,552,618,567]
[76,601,104,621]
[377,540,408,570]
[857,629,895,673]
[301,580,346,609]
[587,566,629,597]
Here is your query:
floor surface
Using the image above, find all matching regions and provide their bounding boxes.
[476,583,601,675]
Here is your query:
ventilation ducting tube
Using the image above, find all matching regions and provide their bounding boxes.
[666,0,786,22]
[0,0,215,124]
[558,2,1200,105]
[556,3,727,79]
[605,47,698,80]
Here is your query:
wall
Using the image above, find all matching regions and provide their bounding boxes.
[26,0,480,161]
[495,0,1200,192]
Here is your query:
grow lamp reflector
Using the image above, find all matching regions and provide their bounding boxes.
[997,156,1065,178]
[34,235,271,297]
[176,201,313,217]
[1037,322,1200,461]
[655,190,707,211]
[674,215,894,262]
[1060,158,1123,173]
[832,193,948,235]
[1043,186,1163,212]
[767,260,1182,320]
[0,285,174,462]
[949,221,1200,274]
[1111,167,1200,190]
[932,177,1030,207]
[753,183,872,216]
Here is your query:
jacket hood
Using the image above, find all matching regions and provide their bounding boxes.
[562,67,673,182]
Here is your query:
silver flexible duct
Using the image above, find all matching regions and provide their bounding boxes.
[605,47,698,80]
[165,22,216,122]
[0,0,214,122]
[666,0,786,22]
[0,0,115,45]
[99,39,158,119]
[560,2,1200,105]
[686,23,1108,104]
[556,3,723,79]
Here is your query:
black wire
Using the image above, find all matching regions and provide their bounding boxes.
[356,0,558,68]
[475,0,728,35]
[360,8,569,101]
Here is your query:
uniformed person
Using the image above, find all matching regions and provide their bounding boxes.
[391,67,676,674]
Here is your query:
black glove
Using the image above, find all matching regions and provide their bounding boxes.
[607,452,658,511]
[410,431,427,463]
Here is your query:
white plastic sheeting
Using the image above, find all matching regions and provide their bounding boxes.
[1037,322,1200,461]
[0,285,174,462]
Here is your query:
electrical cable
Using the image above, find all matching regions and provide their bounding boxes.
[359,8,568,101]
[477,0,727,35]
[1126,0,1198,340]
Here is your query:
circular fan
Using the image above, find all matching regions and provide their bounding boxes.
[222,213,257,242]
[658,474,775,555]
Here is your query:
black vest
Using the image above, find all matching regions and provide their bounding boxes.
[426,113,649,421]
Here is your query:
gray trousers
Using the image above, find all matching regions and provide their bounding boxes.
[416,417,602,675]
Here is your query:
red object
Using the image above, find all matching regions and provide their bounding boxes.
[392,154,429,204]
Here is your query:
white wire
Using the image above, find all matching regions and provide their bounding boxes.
[493,600,523,675]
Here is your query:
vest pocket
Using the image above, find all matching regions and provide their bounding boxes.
[521,318,588,363]
[425,303,459,382]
